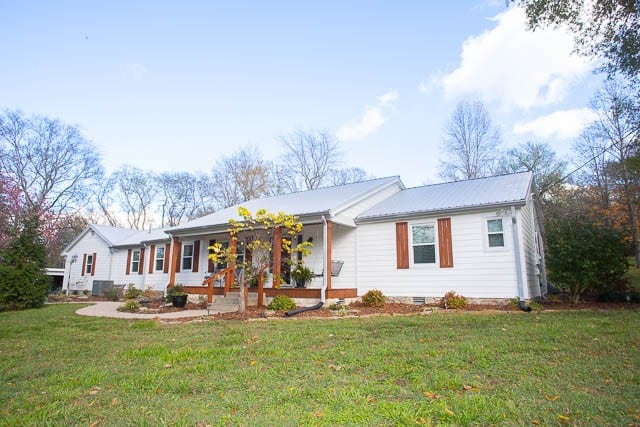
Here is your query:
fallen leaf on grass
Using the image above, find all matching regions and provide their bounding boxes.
[557,414,571,424]
[89,421,100,427]
[416,417,427,424]
[314,411,323,418]
[328,364,342,371]
[163,363,172,368]
[423,391,438,400]
[462,384,480,391]
[545,395,559,401]
[445,408,455,416]
[89,390,99,396]
[250,359,256,366]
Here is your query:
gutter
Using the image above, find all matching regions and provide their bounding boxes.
[356,200,528,225]
[320,214,328,304]
[511,205,531,312]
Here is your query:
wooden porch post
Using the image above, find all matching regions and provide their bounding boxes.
[326,220,333,290]
[228,237,237,288]
[169,237,180,286]
[273,227,282,288]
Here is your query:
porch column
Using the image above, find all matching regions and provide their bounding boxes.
[326,220,333,290]
[169,237,180,286]
[273,227,282,288]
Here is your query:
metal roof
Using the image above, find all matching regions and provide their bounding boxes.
[168,176,403,234]
[357,172,533,222]
[63,224,170,254]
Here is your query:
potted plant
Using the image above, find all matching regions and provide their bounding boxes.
[166,284,188,308]
[290,263,313,288]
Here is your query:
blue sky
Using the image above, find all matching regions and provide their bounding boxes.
[1,1,602,187]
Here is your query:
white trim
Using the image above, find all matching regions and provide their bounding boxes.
[409,221,438,267]
[482,215,508,252]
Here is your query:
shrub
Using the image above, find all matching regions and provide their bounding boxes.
[441,291,467,309]
[328,302,347,315]
[103,288,119,301]
[124,284,143,299]
[362,290,385,307]
[267,295,296,311]
[82,290,90,296]
[546,218,628,304]
[117,300,140,312]
[165,284,186,302]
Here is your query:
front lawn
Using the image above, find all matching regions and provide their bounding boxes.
[1,305,639,425]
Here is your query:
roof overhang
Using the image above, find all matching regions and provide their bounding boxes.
[355,200,528,224]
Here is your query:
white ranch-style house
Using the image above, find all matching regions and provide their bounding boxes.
[62,172,547,306]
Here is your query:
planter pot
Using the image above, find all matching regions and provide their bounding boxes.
[296,279,306,288]
[172,294,188,308]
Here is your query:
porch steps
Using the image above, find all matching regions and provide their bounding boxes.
[206,292,258,314]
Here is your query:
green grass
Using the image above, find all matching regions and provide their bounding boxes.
[1,305,639,426]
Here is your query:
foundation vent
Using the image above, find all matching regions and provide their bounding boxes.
[412,296,426,305]
[337,298,346,305]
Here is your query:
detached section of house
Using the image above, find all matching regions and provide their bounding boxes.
[62,172,546,303]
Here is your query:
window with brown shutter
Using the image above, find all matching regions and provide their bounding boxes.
[126,249,132,275]
[192,240,200,273]
[163,243,171,273]
[149,245,155,274]
[396,222,409,269]
[438,218,453,268]
[91,253,96,276]
[81,253,87,276]
[138,248,145,275]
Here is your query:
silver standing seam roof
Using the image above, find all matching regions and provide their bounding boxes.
[357,172,533,222]
[62,224,170,254]
[167,176,403,234]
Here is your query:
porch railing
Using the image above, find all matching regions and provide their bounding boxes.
[202,266,235,302]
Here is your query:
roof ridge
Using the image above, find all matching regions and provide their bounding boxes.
[404,171,532,190]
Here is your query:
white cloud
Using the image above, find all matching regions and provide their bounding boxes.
[120,63,148,80]
[426,7,593,110]
[513,108,598,139]
[338,90,398,141]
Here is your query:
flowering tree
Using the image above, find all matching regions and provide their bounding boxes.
[208,207,312,312]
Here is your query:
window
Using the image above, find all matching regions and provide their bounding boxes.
[131,250,140,273]
[411,224,436,264]
[487,219,505,247]
[182,243,193,271]
[85,254,94,275]
[155,246,165,271]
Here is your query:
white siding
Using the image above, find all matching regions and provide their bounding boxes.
[62,232,112,293]
[519,197,542,299]
[355,209,522,299]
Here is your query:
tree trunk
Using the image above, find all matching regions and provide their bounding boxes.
[238,280,246,313]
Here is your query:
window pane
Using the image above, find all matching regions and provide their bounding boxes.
[183,245,193,257]
[413,245,435,263]
[156,247,164,259]
[412,225,434,244]
[155,259,164,271]
[132,251,140,261]
[182,258,192,270]
[487,219,503,233]
[489,234,504,247]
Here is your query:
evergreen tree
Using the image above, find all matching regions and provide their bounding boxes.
[0,212,51,310]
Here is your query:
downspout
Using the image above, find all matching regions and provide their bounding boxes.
[511,206,531,312]
[321,214,328,304]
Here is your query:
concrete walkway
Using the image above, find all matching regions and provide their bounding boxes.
[75,301,210,320]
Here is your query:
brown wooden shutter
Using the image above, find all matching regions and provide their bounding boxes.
[208,240,215,272]
[175,243,182,273]
[126,249,132,275]
[396,222,409,269]
[91,253,97,276]
[192,240,200,273]
[138,248,145,275]
[164,243,171,273]
[149,245,155,274]
[81,254,87,276]
[438,218,453,268]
